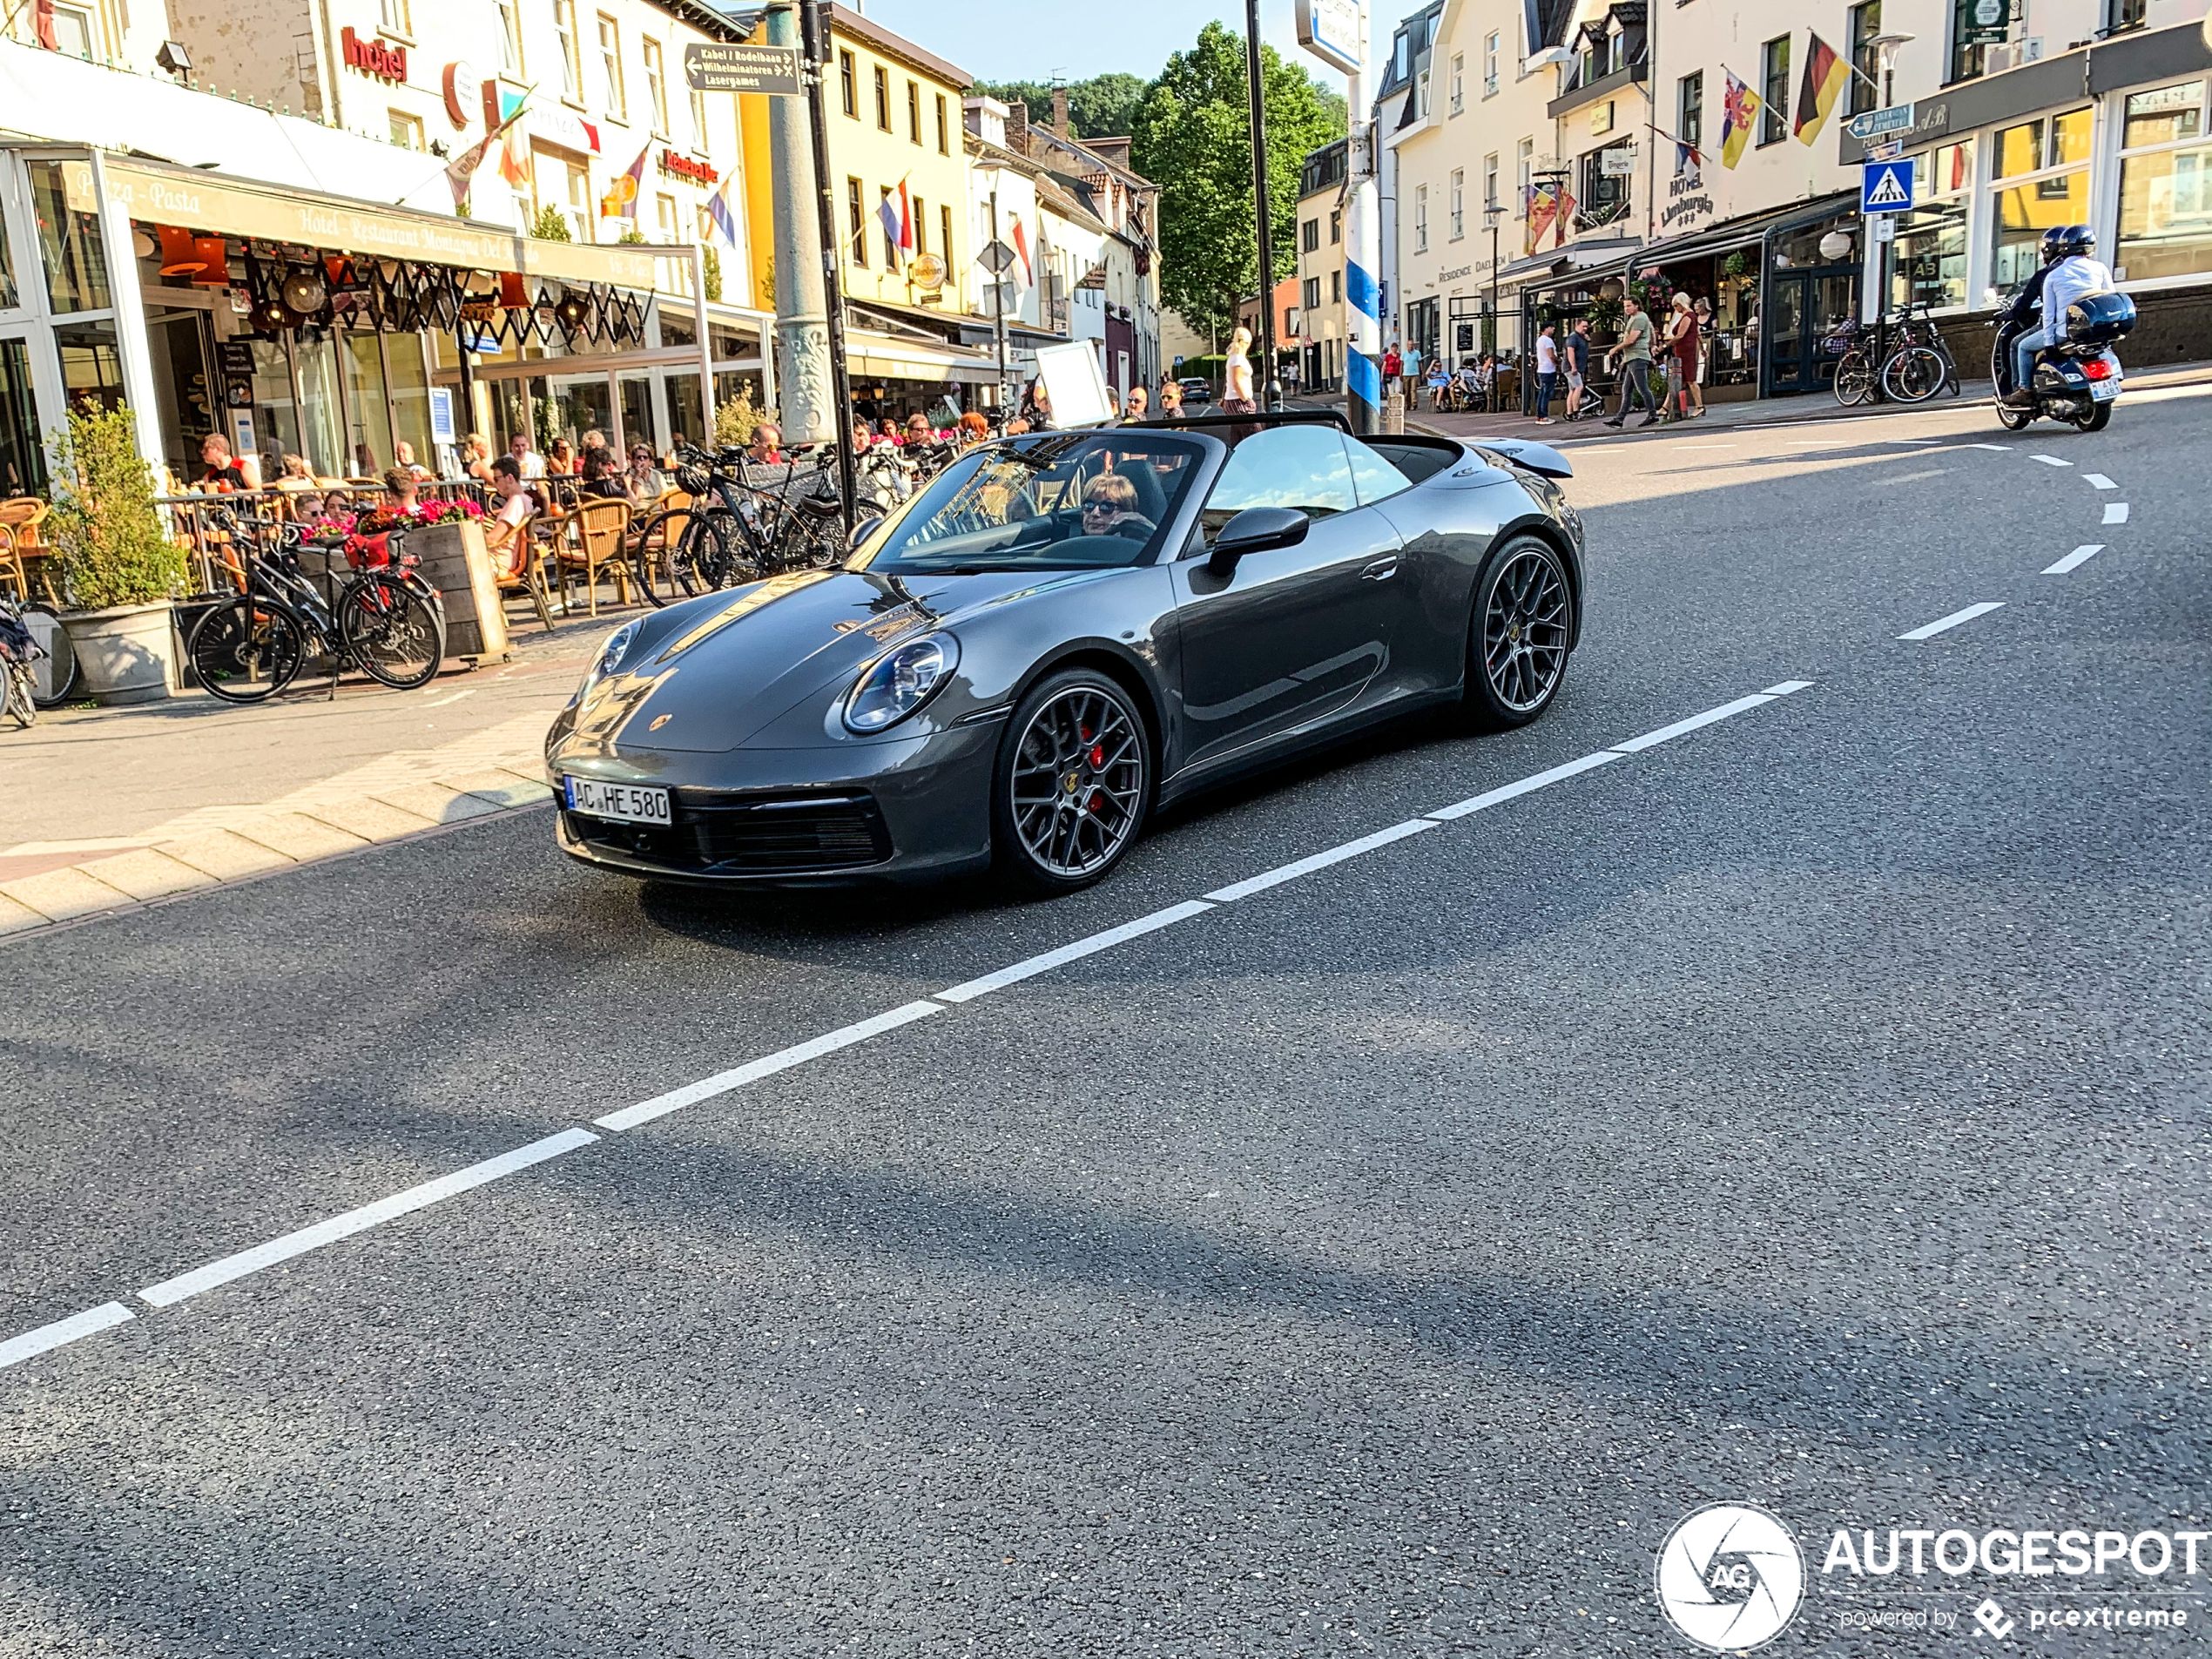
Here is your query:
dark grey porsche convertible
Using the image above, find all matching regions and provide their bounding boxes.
[545,412,1585,894]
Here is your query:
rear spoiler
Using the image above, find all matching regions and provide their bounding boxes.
[1471,438,1573,480]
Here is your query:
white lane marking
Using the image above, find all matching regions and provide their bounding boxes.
[936,902,1216,1001]
[2030,455,2072,468]
[1763,681,1817,696]
[1899,602,2005,641]
[137,1129,598,1307]
[1671,443,1737,449]
[1883,437,1946,446]
[1609,692,1778,754]
[1968,443,2013,452]
[1427,752,1622,820]
[1204,822,1438,904]
[421,688,475,707]
[2043,544,2105,576]
[2082,473,2117,489]
[0,1302,134,1371]
[597,1002,944,1130]
[1872,469,1948,486]
[2103,502,2129,525]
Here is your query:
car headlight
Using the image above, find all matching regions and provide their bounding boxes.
[844,633,958,733]
[578,619,641,695]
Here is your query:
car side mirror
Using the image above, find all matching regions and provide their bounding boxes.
[1208,506,1308,574]
[849,515,882,551]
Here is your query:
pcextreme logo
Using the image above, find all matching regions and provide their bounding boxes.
[1656,1503,1807,1652]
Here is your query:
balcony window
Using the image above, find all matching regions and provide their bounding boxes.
[1484,31,1500,98]
[597,15,624,119]
[1413,184,1428,253]
[1449,169,1464,239]
[1761,37,1789,146]
[644,38,666,133]
[1849,2,1881,117]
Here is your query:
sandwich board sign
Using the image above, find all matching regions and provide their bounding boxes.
[1861,158,1914,214]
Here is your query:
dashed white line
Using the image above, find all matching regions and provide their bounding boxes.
[1427,751,1623,820]
[1872,469,1949,486]
[421,688,476,707]
[2030,455,2072,468]
[2042,544,2105,576]
[1204,822,1438,904]
[137,1129,599,1307]
[2082,473,2117,489]
[1899,602,2005,641]
[1967,444,2013,452]
[1883,437,1946,446]
[937,901,1216,1000]
[2103,502,2129,525]
[1610,692,1781,753]
[596,1002,944,1130]
[0,1301,133,1371]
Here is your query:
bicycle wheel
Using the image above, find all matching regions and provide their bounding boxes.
[20,602,78,707]
[1882,346,1948,404]
[629,509,683,607]
[340,574,447,690]
[189,596,306,704]
[674,511,754,595]
[4,662,33,728]
[1833,353,1873,407]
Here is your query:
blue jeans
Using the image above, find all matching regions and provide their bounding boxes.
[2013,322,2054,395]
[1535,372,1557,416]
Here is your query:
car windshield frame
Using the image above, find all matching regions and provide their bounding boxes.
[851,430,1212,577]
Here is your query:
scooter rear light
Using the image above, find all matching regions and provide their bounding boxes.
[2083,357,2114,381]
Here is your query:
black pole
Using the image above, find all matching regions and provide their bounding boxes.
[1243,0,1281,411]
[799,0,855,523]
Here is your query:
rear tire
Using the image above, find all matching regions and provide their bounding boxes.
[992,669,1151,895]
[2074,401,2113,433]
[1833,354,1872,407]
[1463,536,1573,731]
[341,575,446,689]
[1883,346,1947,403]
[21,601,76,707]
[189,597,307,704]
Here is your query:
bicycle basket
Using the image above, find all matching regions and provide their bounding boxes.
[0,609,36,664]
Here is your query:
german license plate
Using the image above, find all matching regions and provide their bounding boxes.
[564,777,670,824]
[2091,378,2120,401]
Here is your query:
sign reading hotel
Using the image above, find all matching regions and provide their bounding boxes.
[683,42,801,96]
[340,28,406,84]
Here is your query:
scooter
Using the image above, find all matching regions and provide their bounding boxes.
[1991,290,2136,433]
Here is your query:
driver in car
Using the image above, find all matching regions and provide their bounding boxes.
[1076,473,1151,539]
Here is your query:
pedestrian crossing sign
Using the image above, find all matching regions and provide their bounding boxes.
[1862,158,1914,213]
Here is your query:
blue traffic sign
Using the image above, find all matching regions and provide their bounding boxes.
[1861,158,1915,214]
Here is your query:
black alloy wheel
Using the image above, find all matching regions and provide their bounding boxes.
[995,670,1150,894]
[1466,536,1573,729]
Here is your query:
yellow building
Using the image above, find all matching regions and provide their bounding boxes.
[823,3,993,415]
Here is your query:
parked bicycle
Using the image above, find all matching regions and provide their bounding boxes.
[0,590,78,716]
[630,442,846,606]
[185,510,447,704]
[1830,303,1961,407]
[1,594,47,728]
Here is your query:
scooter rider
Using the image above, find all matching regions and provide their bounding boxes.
[2005,225,2114,405]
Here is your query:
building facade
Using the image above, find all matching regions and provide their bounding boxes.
[1293,138,1349,392]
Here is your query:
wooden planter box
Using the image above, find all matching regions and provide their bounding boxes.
[297,522,509,663]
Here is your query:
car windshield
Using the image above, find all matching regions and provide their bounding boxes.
[856,432,1204,574]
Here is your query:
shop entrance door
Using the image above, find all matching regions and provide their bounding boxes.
[0,333,47,499]
[1764,266,1858,395]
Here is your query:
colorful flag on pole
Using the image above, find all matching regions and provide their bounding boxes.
[1009,217,1033,287]
[32,0,57,51]
[1794,34,1851,145]
[895,180,915,257]
[445,101,532,209]
[1721,68,1762,169]
[1553,184,1575,247]
[1526,183,1557,253]
[704,166,743,247]
[599,143,649,220]
[876,192,903,268]
[497,105,530,189]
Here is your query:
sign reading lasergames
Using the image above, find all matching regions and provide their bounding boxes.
[683,42,801,96]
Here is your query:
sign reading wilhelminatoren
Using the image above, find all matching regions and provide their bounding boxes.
[684,42,801,96]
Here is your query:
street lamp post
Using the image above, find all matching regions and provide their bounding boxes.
[1243,0,1283,410]
[1484,202,1504,412]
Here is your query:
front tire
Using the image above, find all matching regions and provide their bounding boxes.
[993,670,1150,894]
[1883,346,1947,403]
[3,663,33,728]
[1464,536,1574,730]
[189,597,307,704]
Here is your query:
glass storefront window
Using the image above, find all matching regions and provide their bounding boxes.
[56,319,124,415]
[2117,82,2212,282]
[543,374,610,450]
[1895,142,1973,311]
[27,158,110,314]
[664,371,704,447]
[143,310,215,485]
[250,339,304,475]
[0,205,18,313]
[658,311,697,348]
[0,338,47,497]
[295,334,345,479]
[385,334,435,471]
[491,379,529,455]
[341,329,390,475]
[1995,111,2091,179]
[618,374,657,455]
[1993,169,2088,289]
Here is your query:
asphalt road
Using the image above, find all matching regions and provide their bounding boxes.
[3,388,2206,1657]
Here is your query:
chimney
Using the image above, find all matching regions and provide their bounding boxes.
[1051,85,1069,134]
[1007,99,1029,154]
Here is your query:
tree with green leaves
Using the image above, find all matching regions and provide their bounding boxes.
[1130,23,1345,341]
[972,73,1148,138]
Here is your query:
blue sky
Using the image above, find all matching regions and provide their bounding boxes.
[855,0,1340,86]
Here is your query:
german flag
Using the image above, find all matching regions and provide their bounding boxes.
[1794,33,1851,145]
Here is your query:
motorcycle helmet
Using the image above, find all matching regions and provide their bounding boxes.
[2040,224,2095,261]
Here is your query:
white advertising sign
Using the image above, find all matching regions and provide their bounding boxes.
[1296,0,1364,78]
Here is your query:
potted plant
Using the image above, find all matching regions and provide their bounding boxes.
[47,405,187,705]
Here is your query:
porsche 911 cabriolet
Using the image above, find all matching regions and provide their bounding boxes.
[545,412,1585,894]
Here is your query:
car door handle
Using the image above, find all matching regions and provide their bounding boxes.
[1360,557,1399,582]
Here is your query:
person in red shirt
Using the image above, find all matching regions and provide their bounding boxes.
[1382,344,1403,382]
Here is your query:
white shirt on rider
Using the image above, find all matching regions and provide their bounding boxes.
[2040,255,2116,331]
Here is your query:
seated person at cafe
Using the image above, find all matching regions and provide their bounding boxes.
[199,433,250,492]
[394,440,432,481]
[748,422,784,465]
[355,467,421,530]
[462,435,496,485]
[578,445,629,502]
[482,456,538,579]
[625,442,666,503]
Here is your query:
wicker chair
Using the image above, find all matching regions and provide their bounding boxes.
[0,498,57,604]
[486,513,556,632]
[557,497,633,617]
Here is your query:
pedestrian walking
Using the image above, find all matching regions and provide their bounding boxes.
[1382,342,1403,388]
[1533,323,1560,422]
[1402,341,1424,401]
[1665,293,1704,421]
[1222,327,1258,414]
[1564,320,1593,420]
[1603,296,1659,428]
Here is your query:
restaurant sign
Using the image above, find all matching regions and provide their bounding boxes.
[659,150,718,187]
[340,28,407,85]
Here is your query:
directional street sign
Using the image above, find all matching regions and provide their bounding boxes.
[683,42,801,96]
[1295,0,1365,78]
[1846,103,1915,142]
[978,239,1017,275]
[1861,158,1914,214]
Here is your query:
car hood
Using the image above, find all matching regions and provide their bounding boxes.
[564,565,1076,755]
